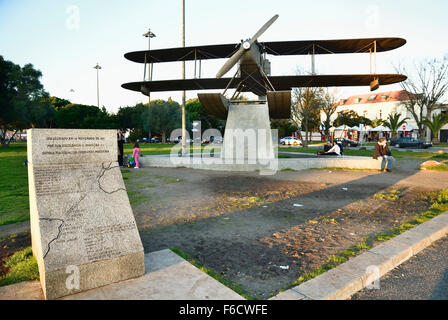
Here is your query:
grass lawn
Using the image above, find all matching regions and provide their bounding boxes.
[0,247,39,287]
[124,143,220,157]
[0,143,29,226]
[0,142,216,226]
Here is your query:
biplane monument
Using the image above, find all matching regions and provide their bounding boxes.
[122,15,406,169]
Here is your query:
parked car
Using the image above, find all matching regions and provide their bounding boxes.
[150,137,161,143]
[136,137,148,144]
[332,138,359,147]
[390,137,432,149]
[280,136,302,146]
[202,135,223,144]
[173,136,193,144]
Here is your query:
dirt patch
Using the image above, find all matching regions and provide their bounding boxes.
[126,163,448,299]
[0,233,31,278]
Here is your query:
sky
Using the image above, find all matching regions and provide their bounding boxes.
[1,0,447,113]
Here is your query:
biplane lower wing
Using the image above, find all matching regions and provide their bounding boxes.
[121,78,235,93]
[268,74,407,90]
[121,74,407,95]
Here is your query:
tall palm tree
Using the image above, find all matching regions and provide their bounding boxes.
[423,113,448,144]
[383,113,409,139]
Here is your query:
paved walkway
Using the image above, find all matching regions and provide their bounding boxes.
[0,221,30,238]
[351,235,448,300]
[0,249,244,300]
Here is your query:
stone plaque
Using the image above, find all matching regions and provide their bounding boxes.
[27,129,145,299]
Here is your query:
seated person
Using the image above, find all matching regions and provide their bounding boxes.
[318,141,342,156]
[373,137,394,172]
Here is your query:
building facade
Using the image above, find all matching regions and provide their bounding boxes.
[323,90,448,142]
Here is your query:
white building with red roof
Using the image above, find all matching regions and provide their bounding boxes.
[324,90,448,142]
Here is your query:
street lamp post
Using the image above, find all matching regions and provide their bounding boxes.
[93,63,101,108]
[143,29,156,104]
[181,0,186,155]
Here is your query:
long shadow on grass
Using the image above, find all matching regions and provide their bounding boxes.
[140,170,415,299]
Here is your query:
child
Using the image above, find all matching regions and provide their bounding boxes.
[132,142,140,169]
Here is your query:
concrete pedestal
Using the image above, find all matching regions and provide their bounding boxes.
[220,104,276,164]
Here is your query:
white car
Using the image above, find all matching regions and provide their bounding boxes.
[280,136,302,146]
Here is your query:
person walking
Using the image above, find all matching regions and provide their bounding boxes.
[373,137,394,172]
[132,142,141,169]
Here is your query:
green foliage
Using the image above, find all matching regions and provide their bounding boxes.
[271,119,298,138]
[373,189,401,201]
[143,100,182,143]
[128,128,145,143]
[291,88,322,146]
[117,103,148,133]
[185,98,202,122]
[0,247,39,287]
[185,98,225,133]
[333,110,372,128]
[44,96,71,110]
[383,113,409,138]
[370,118,384,128]
[423,113,448,143]
[436,189,448,204]
[319,89,339,140]
[0,56,49,146]
[55,104,117,129]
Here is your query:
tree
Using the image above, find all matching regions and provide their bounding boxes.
[185,98,225,133]
[333,110,372,128]
[291,87,321,147]
[117,103,148,132]
[370,118,384,128]
[319,88,339,140]
[45,96,71,110]
[395,57,448,140]
[143,100,182,143]
[383,113,409,139]
[423,113,448,144]
[55,104,117,129]
[28,98,56,128]
[0,56,48,146]
[271,120,298,138]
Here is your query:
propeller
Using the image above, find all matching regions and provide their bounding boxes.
[216,14,279,79]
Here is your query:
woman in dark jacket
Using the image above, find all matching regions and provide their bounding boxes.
[373,137,394,172]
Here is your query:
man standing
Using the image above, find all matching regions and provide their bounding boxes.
[373,137,394,172]
[117,129,124,167]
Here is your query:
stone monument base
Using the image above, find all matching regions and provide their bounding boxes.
[220,104,275,163]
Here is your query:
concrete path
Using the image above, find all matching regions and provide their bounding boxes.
[0,249,244,300]
[351,235,448,300]
[0,221,30,238]
[271,211,448,300]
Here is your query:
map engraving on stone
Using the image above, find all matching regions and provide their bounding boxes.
[28,129,145,299]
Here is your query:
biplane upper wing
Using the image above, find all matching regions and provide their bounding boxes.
[261,37,406,55]
[121,74,407,94]
[123,38,406,63]
[124,44,239,64]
